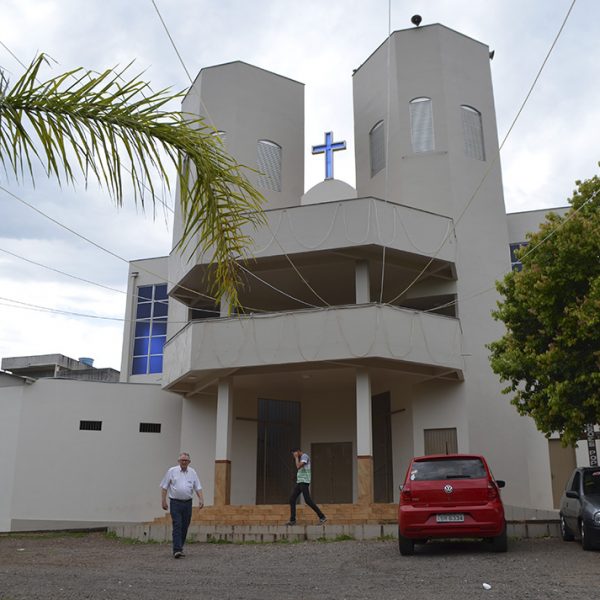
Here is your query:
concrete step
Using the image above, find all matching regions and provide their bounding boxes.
[151,503,398,526]
[111,519,560,544]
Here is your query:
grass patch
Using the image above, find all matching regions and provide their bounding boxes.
[206,536,233,544]
[103,531,161,545]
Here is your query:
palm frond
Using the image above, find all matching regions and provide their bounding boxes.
[0,54,265,305]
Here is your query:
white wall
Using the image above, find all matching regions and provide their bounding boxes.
[506,207,569,244]
[7,379,182,531]
[0,383,24,531]
[179,395,217,504]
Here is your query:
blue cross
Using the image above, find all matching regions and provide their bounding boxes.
[312,131,346,180]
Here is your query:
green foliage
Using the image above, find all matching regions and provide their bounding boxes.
[0,55,265,305]
[489,173,600,446]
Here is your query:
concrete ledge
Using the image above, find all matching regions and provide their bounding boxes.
[109,518,560,543]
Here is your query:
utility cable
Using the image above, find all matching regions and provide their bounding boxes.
[0,44,273,319]
[378,0,393,304]
[424,188,597,314]
[149,0,194,85]
[386,0,577,306]
[147,5,332,309]
[0,183,219,306]
[0,246,127,295]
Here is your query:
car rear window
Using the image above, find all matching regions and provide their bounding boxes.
[410,458,487,481]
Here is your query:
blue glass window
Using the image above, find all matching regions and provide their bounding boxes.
[136,303,152,319]
[150,336,166,354]
[153,301,168,318]
[154,284,168,300]
[131,283,169,375]
[152,319,167,336]
[138,286,154,300]
[509,242,528,271]
[132,356,148,375]
[133,337,150,356]
[135,321,151,337]
[149,355,163,373]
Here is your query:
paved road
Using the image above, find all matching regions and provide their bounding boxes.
[0,532,596,599]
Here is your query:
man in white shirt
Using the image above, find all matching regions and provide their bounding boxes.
[160,452,204,558]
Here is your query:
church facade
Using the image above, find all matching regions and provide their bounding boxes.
[0,24,585,532]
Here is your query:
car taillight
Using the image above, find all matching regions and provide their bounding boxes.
[487,482,499,501]
[400,487,412,504]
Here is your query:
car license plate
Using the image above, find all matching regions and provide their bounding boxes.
[436,513,464,523]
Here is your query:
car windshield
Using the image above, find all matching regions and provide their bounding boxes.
[410,458,487,481]
[583,470,600,495]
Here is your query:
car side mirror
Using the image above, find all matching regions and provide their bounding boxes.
[566,490,579,499]
[398,484,404,491]
[496,480,506,488]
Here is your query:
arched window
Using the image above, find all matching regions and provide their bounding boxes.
[257,140,282,192]
[409,97,434,153]
[461,106,485,161]
[369,120,385,176]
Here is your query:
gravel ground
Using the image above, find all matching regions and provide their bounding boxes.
[0,531,597,600]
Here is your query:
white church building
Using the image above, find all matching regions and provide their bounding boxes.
[0,23,587,532]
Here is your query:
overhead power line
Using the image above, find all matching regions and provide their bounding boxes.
[425,188,598,314]
[149,0,193,85]
[0,246,127,295]
[386,0,578,306]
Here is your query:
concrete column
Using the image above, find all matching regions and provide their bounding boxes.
[355,260,370,304]
[214,378,233,505]
[356,368,374,505]
[220,291,231,317]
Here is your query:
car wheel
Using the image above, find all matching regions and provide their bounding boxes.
[398,530,415,556]
[560,514,574,541]
[580,520,593,551]
[490,523,508,553]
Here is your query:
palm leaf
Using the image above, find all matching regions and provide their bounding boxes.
[0,54,265,306]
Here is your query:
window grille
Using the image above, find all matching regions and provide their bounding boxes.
[80,420,102,431]
[461,106,485,161]
[509,242,528,271]
[370,120,385,176]
[409,97,434,153]
[424,428,458,455]
[257,140,282,192]
[139,422,162,433]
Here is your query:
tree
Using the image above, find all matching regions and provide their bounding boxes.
[488,173,600,446]
[0,55,265,306]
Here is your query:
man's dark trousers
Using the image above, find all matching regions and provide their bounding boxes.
[289,482,325,521]
[170,498,193,553]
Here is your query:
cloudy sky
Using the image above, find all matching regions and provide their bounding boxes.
[0,0,598,370]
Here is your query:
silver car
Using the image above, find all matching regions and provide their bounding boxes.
[559,467,600,551]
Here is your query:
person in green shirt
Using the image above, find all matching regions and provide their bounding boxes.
[286,447,327,526]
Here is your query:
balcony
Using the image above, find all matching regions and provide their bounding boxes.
[169,197,456,305]
[162,303,463,393]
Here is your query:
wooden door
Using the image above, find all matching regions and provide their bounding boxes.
[256,398,300,504]
[372,392,393,502]
[311,442,353,503]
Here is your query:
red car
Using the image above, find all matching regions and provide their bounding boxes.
[398,454,507,555]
